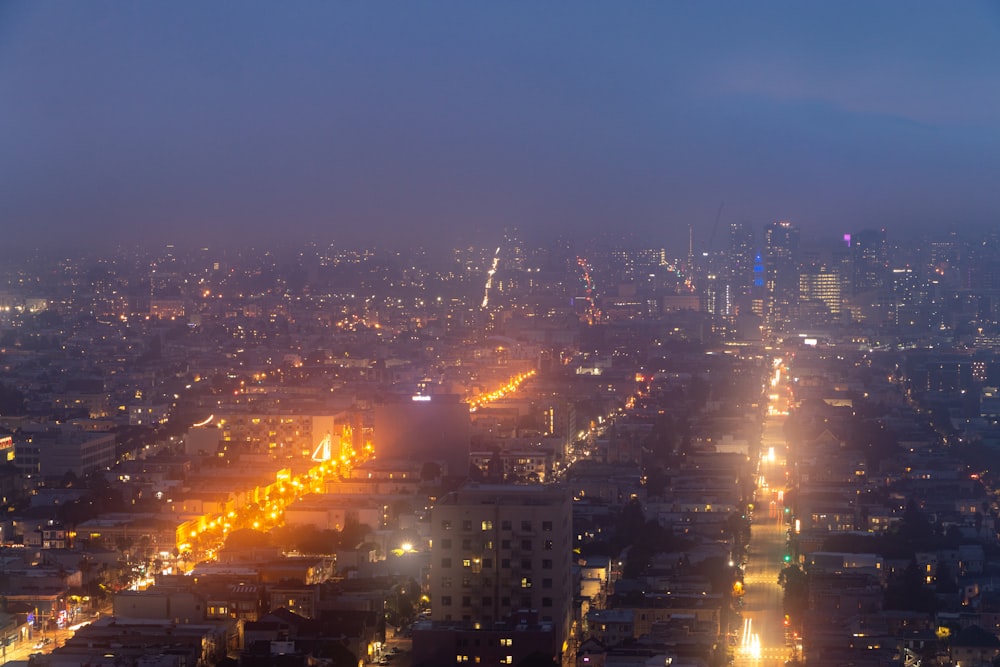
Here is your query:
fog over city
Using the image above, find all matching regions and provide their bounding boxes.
[2,2,1000,252]
[3,4,1000,667]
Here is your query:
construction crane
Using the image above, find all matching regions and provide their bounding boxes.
[706,200,726,251]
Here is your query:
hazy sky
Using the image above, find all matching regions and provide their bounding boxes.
[2,2,999,253]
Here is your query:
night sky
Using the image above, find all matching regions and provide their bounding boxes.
[2,2,999,253]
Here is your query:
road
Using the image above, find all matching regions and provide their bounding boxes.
[734,409,793,667]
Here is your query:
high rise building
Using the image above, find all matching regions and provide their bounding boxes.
[799,265,842,324]
[728,223,755,296]
[425,484,573,662]
[889,267,920,328]
[848,228,888,295]
[764,221,800,332]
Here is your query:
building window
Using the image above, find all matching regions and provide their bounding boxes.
[521,577,532,588]
[442,520,452,530]
[462,520,473,530]
[500,638,513,647]
[441,539,452,549]
[501,520,512,530]
[483,558,493,568]
[501,540,511,549]
[462,596,472,607]
[521,539,532,551]
[483,596,492,605]
[463,559,472,568]
[441,558,452,568]
[521,521,532,531]
[521,559,531,570]
[542,559,552,569]
[542,597,552,607]
[441,577,452,589]
[542,578,552,588]
[462,538,473,549]
[501,597,510,607]
[441,596,452,606]
[544,539,553,550]
[482,520,493,530]
[542,521,553,531]
[501,559,510,568]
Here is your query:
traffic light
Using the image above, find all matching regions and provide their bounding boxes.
[783,553,792,563]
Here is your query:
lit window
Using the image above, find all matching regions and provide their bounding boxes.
[482,520,493,530]
[521,577,532,588]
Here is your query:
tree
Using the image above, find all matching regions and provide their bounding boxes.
[224,528,270,551]
[896,499,935,549]
[339,516,372,549]
[313,640,358,667]
[420,461,442,481]
[935,562,958,595]
[614,499,646,548]
[885,560,938,612]
[516,652,560,667]
[0,383,25,415]
[778,564,809,620]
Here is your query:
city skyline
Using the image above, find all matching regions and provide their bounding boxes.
[3,2,1000,253]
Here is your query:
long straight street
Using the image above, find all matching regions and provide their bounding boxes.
[735,401,793,667]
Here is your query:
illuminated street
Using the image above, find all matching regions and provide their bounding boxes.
[735,363,794,667]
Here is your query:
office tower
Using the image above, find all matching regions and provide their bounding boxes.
[799,265,842,324]
[889,267,920,328]
[609,248,662,283]
[423,485,573,664]
[728,223,755,296]
[848,228,888,295]
[764,220,800,332]
[503,227,527,272]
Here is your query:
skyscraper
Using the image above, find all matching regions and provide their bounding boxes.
[764,220,800,332]
[848,228,888,295]
[799,264,842,324]
[728,222,755,297]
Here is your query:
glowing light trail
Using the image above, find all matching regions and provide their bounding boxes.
[481,247,500,308]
